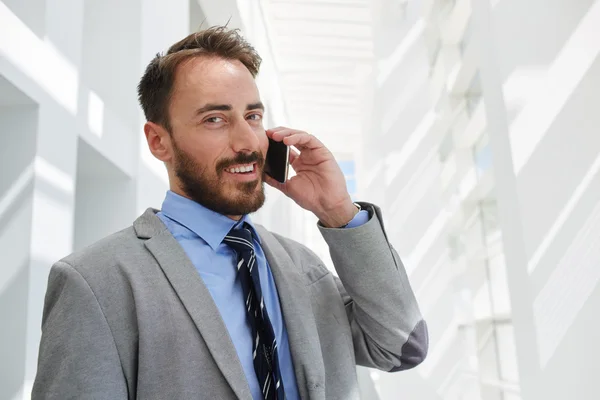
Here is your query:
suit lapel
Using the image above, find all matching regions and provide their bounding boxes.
[255,226,326,400]
[136,210,252,400]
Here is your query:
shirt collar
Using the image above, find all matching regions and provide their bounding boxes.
[159,190,260,251]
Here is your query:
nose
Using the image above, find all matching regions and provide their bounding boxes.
[230,120,261,154]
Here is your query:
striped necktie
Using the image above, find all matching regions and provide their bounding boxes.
[223,225,286,400]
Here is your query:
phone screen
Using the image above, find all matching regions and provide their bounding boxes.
[265,138,290,183]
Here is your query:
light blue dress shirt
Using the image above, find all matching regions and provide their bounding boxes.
[157,191,368,400]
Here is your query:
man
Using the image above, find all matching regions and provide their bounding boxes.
[32,26,428,400]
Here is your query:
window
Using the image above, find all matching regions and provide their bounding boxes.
[338,160,357,200]
[473,132,492,175]
[439,129,454,163]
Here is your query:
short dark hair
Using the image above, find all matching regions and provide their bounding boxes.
[137,26,262,132]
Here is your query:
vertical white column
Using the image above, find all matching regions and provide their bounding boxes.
[24,105,80,396]
[0,104,38,400]
[470,0,540,398]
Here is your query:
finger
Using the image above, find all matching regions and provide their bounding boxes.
[266,126,289,135]
[271,128,305,141]
[265,127,283,140]
[289,146,300,164]
[266,130,295,144]
[265,129,287,142]
[283,132,323,150]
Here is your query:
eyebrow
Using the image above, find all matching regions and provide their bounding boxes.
[195,102,265,115]
[246,102,265,111]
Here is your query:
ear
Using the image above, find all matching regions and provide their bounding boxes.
[144,122,172,162]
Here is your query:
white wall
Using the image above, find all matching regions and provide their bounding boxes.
[489,0,600,398]
[362,0,600,399]
[0,101,38,400]
[465,0,600,398]
[73,138,136,252]
[363,1,457,398]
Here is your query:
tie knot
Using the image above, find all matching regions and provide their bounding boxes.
[223,224,255,254]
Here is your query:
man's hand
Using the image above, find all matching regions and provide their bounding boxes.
[264,127,358,228]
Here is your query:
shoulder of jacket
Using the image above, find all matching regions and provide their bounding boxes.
[59,225,141,275]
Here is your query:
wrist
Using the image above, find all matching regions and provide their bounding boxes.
[317,199,359,228]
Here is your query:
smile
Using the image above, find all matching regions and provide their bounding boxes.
[225,163,256,174]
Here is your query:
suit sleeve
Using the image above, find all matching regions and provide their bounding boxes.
[32,261,128,399]
[318,203,429,372]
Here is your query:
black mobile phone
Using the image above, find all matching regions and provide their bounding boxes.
[265,137,290,183]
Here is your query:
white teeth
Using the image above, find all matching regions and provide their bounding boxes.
[228,164,254,173]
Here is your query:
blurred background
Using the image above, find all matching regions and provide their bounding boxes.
[1,0,599,399]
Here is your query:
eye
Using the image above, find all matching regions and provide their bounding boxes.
[205,116,224,123]
[247,113,262,121]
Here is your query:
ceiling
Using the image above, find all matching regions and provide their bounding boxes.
[259,0,376,152]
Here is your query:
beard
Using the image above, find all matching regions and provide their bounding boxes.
[172,142,266,216]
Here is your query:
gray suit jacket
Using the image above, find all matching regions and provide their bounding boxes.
[32,203,427,399]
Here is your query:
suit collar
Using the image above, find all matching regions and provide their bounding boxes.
[135,208,253,400]
[133,208,164,239]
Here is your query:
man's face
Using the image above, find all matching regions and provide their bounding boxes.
[167,56,269,217]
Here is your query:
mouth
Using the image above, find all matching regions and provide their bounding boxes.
[223,162,260,182]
